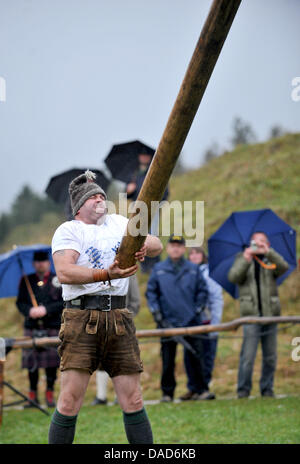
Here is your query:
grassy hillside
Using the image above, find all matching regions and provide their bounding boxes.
[0,133,299,407]
[168,131,300,252]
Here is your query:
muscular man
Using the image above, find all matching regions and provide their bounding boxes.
[48,170,162,444]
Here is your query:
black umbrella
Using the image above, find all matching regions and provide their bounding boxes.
[45,168,110,220]
[104,140,155,183]
[46,168,110,204]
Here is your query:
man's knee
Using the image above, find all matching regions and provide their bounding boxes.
[263,353,277,367]
[58,389,82,415]
[123,390,143,413]
[58,371,89,415]
[120,382,143,412]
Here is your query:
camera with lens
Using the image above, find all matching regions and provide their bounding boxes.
[250,240,257,251]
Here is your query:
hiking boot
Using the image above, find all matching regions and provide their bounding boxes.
[45,390,56,408]
[179,391,199,401]
[24,391,40,408]
[198,391,216,400]
[160,395,173,403]
[91,397,107,406]
[237,390,249,399]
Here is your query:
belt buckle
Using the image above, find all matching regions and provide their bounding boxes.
[102,295,111,311]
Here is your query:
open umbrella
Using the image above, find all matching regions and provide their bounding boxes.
[104,140,155,183]
[0,244,54,299]
[46,168,110,204]
[45,168,110,220]
[208,209,297,298]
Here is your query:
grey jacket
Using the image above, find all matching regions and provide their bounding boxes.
[228,248,289,317]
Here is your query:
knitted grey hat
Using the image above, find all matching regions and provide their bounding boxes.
[69,170,107,216]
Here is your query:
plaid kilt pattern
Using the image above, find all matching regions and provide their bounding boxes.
[22,328,60,370]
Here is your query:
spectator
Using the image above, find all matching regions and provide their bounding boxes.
[188,246,223,387]
[146,234,215,402]
[16,250,63,408]
[228,231,289,398]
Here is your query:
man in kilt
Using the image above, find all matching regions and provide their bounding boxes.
[16,250,64,407]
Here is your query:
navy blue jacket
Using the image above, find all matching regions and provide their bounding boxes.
[146,257,208,327]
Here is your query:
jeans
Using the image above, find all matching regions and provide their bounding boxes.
[160,334,208,397]
[237,323,277,396]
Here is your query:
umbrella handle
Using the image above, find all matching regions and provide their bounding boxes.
[23,274,38,307]
[17,254,38,307]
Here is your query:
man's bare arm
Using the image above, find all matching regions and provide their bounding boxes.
[53,249,138,285]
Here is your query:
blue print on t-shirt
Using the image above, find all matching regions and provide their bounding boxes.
[111,241,120,254]
[85,246,104,269]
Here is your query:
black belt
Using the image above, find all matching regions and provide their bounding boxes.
[64,295,126,311]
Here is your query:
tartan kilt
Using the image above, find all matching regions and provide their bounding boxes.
[22,328,60,369]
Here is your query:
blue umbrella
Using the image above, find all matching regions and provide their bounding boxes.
[208,209,297,299]
[0,244,55,298]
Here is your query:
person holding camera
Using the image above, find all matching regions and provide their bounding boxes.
[16,250,64,408]
[228,231,289,399]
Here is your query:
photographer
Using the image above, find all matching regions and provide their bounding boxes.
[228,231,289,399]
[16,250,63,408]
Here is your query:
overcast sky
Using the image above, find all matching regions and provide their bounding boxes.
[0,0,299,213]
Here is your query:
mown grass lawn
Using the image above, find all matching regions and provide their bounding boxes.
[1,397,299,444]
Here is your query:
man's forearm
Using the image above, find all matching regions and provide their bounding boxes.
[56,264,108,285]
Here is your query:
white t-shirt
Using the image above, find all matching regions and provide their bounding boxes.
[51,214,129,301]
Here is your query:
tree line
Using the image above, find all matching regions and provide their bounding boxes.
[0,186,62,245]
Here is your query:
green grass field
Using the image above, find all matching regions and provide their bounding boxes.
[1,397,300,444]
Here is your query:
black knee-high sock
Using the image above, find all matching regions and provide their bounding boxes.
[45,367,57,390]
[123,408,153,444]
[28,369,39,392]
[48,408,78,444]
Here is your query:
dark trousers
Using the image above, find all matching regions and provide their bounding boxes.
[202,335,219,386]
[161,335,208,398]
[28,367,57,392]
